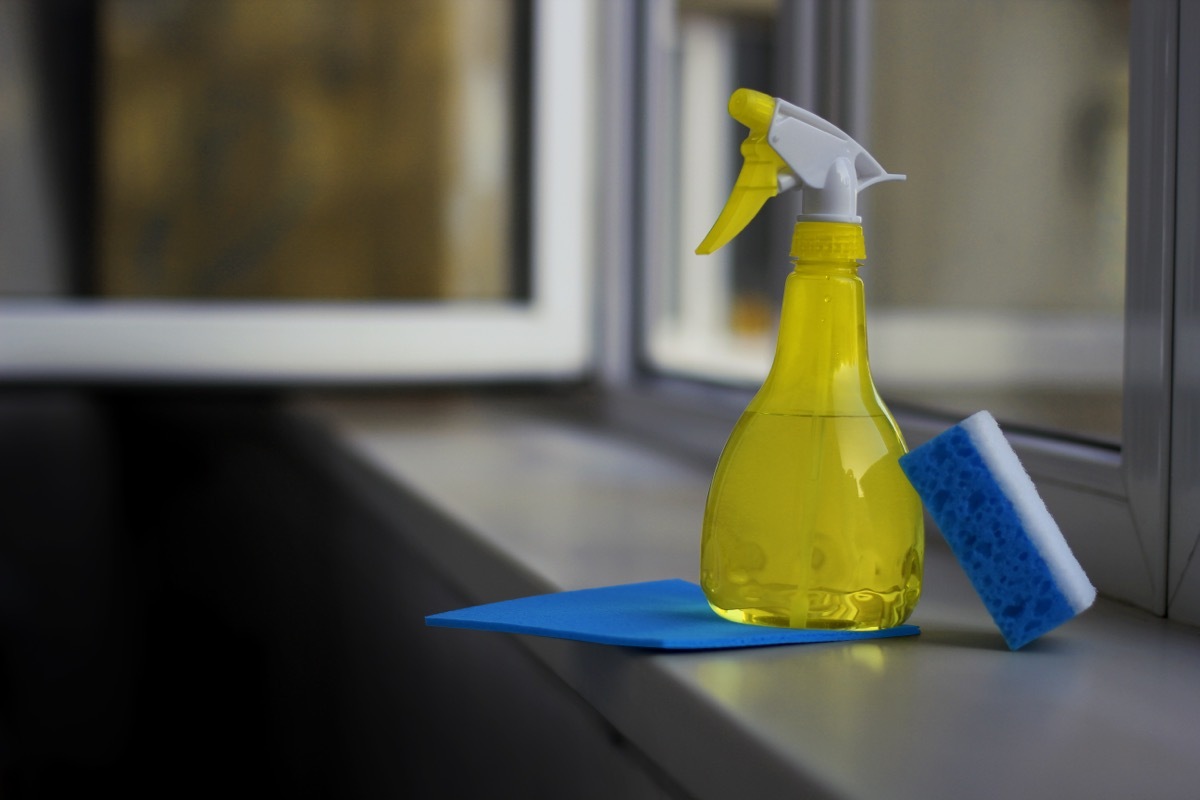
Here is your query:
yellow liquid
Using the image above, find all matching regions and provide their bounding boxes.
[701,410,923,630]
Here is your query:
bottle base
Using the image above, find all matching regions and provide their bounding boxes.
[706,589,916,631]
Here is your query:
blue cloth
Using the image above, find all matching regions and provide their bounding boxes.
[426,579,920,650]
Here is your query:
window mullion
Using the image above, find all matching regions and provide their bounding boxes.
[1168,0,1200,624]
[1123,0,1178,616]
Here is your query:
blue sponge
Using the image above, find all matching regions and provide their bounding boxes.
[899,411,1096,650]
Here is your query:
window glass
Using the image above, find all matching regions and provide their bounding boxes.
[20,0,529,302]
[863,0,1127,444]
[0,0,593,383]
[646,0,1128,445]
[647,0,779,383]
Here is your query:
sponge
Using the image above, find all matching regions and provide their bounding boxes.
[899,410,1096,650]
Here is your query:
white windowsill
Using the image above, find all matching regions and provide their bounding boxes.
[297,390,1200,800]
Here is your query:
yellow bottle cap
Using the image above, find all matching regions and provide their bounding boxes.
[790,221,866,262]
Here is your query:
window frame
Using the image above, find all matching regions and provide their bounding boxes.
[1169,0,1199,625]
[618,0,1187,619]
[1120,0,1177,618]
[0,0,597,385]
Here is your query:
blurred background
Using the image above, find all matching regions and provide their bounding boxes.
[3,0,527,302]
[1,0,1129,441]
[653,0,1128,444]
[0,0,1143,796]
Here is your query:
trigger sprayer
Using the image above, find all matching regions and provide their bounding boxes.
[697,89,923,630]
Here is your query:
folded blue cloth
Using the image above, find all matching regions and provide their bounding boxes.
[426,579,919,650]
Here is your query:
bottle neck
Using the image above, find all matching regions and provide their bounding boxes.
[751,222,882,417]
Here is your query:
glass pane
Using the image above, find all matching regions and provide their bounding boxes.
[0,0,594,384]
[95,0,526,301]
[646,0,1127,445]
[863,0,1127,444]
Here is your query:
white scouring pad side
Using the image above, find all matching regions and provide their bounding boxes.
[960,411,1097,614]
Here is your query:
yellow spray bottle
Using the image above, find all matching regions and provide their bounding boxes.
[697,89,923,630]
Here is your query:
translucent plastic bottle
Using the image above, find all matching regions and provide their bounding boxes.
[699,222,923,629]
[694,88,923,629]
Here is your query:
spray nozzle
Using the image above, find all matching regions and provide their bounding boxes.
[696,88,904,255]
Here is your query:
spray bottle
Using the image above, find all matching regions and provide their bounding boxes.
[697,88,923,630]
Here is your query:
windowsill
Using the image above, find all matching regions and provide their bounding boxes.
[296,388,1200,800]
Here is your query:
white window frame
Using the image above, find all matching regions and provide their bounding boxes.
[0,0,596,384]
[625,0,1193,622]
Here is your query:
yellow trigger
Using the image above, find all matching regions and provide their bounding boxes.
[695,89,789,255]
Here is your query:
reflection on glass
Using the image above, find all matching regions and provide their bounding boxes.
[864,0,1128,444]
[647,0,1128,445]
[649,0,778,378]
[97,0,525,301]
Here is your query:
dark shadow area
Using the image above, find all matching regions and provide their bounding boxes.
[0,389,339,796]
[0,389,684,799]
